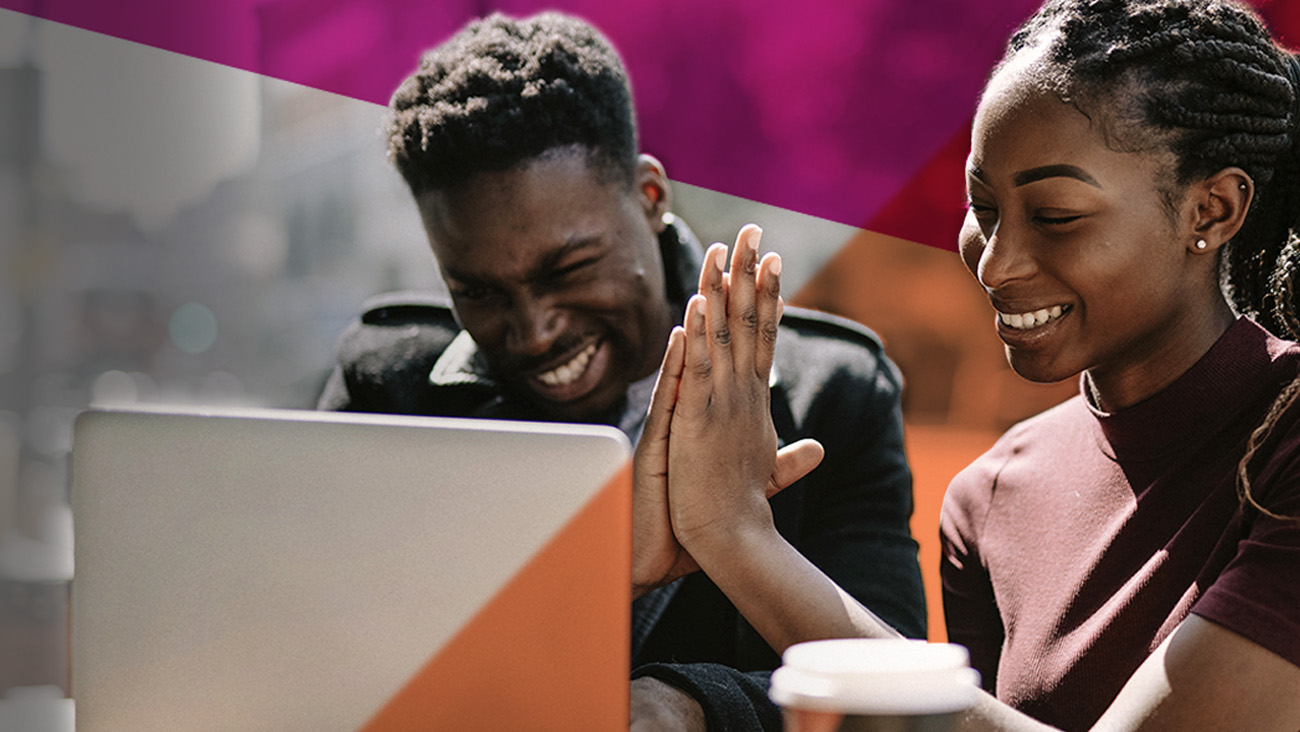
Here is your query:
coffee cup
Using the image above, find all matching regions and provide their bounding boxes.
[770,638,980,732]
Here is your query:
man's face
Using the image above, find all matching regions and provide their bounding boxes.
[416,148,676,422]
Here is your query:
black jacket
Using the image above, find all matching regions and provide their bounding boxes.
[318,219,925,731]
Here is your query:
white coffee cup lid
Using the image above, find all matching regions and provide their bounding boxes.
[770,639,980,715]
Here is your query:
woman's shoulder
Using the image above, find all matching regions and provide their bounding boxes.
[973,394,1090,464]
[944,395,1090,510]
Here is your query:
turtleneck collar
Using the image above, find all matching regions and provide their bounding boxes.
[1084,317,1294,463]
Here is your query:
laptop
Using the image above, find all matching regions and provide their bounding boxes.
[70,406,632,731]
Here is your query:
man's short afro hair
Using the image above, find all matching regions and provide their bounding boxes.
[386,11,639,194]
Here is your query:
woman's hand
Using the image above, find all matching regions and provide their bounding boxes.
[667,225,823,554]
[634,224,893,657]
[631,224,823,598]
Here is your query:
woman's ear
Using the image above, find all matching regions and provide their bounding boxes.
[636,154,672,234]
[1188,167,1253,254]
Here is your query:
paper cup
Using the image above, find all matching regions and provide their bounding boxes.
[770,639,979,732]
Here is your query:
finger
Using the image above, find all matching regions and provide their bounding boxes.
[754,252,783,378]
[640,326,686,457]
[697,241,728,298]
[698,243,733,376]
[767,439,825,498]
[678,294,713,416]
[728,224,762,375]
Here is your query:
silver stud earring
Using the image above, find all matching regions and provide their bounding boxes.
[1195,239,1209,250]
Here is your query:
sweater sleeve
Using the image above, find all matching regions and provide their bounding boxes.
[1191,420,1300,670]
[630,664,782,732]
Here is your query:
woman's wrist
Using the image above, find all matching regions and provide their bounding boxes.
[676,503,779,571]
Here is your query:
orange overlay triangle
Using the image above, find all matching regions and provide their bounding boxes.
[360,462,632,731]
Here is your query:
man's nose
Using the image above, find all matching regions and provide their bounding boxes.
[506,295,563,357]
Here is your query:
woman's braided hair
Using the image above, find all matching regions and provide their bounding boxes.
[1003,0,1300,517]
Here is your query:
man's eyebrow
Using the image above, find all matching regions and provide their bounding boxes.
[444,236,602,284]
[1013,164,1101,188]
[534,236,602,275]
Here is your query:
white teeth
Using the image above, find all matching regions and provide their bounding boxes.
[536,343,598,386]
[1000,305,1065,330]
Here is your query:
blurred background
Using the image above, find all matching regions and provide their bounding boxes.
[1,11,434,700]
[4,0,1296,707]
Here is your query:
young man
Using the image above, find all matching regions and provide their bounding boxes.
[318,12,925,730]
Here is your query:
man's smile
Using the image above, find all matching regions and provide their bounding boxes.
[522,338,614,404]
[535,341,599,387]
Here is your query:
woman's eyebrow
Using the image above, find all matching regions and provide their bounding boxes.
[1013,164,1101,188]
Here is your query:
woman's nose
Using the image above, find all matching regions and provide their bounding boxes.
[976,228,1036,290]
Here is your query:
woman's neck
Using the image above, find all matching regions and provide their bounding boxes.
[1084,297,1237,413]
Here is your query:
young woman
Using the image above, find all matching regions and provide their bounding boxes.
[632,0,1300,730]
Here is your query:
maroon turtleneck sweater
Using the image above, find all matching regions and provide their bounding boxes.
[940,317,1300,731]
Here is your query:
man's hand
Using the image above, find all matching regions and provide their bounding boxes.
[630,677,706,732]
[631,325,698,599]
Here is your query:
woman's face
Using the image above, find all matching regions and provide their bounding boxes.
[960,65,1224,406]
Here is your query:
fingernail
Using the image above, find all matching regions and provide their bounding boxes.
[713,245,727,271]
[770,256,782,276]
[747,225,761,251]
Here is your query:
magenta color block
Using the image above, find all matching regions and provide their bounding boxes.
[3,0,262,70]
[5,0,1292,243]
[1,0,1038,240]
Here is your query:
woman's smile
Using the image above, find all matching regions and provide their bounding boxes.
[998,304,1068,331]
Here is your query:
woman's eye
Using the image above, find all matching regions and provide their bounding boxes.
[1034,213,1084,226]
[966,202,998,229]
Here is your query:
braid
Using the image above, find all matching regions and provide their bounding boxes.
[1003,0,1300,519]
[1238,372,1300,520]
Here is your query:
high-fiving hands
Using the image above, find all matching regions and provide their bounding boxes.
[631,224,824,598]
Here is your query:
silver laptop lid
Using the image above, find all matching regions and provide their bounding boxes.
[71,406,631,731]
